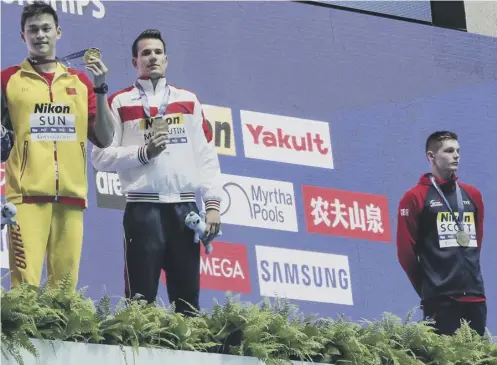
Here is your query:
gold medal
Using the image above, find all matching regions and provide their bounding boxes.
[456,230,470,247]
[84,48,101,63]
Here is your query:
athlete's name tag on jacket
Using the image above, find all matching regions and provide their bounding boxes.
[436,211,477,248]
[141,113,188,144]
[30,103,76,142]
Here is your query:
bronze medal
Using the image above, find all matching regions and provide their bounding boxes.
[456,230,470,247]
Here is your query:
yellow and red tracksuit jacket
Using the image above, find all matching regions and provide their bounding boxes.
[1,59,102,208]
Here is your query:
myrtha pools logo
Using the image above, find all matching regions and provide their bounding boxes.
[219,174,298,232]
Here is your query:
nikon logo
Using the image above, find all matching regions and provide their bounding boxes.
[203,105,236,156]
[140,114,183,130]
[34,103,70,114]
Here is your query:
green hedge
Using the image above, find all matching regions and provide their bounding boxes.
[1,277,496,365]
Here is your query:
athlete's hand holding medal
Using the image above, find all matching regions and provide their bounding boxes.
[83,48,108,88]
[43,47,108,88]
[146,120,169,159]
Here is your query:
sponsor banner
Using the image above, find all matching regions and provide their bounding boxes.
[94,169,126,210]
[255,245,353,305]
[302,185,391,242]
[220,173,298,232]
[161,241,251,293]
[240,110,334,169]
[203,105,236,156]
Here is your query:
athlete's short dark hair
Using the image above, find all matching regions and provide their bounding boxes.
[132,29,166,58]
[425,131,458,153]
[21,1,58,32]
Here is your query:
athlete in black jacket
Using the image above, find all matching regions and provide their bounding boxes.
[396,131,487,336]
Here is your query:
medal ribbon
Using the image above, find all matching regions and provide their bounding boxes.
[429,175,465,231]
[134,80,170,119]
[29,48,92,66]
[58,49,90,63]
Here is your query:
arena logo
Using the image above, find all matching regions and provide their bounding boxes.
[218,173,298,232]
[94,169,126,210]
[3,0,106,19]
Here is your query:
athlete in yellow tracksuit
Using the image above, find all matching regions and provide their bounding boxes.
[1,2,115,290]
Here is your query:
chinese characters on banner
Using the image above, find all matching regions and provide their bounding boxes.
[302,185,392,242]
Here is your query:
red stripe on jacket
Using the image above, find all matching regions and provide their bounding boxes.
[117,102,195,123]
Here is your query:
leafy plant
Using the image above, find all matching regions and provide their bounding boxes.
[1,281,496,365]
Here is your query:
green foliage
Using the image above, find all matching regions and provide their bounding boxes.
[1,283,496,365]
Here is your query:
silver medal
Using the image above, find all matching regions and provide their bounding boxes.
[456,230,470,247]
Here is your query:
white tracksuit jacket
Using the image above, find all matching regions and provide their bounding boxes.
[91,78,222,211]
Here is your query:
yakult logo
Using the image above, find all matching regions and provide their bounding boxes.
[241,110,334,169]
[303,185,392,242]
[162,241,251,293]
[219,174,298,232]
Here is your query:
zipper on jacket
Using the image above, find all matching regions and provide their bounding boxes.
[47,79,60,202]
[20,141,29,179]
[80,142,87,176]
[22,68,66,202]
[53,142,59,202]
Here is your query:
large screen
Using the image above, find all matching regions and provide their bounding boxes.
[1,1,496,334]
[315,0,432,22]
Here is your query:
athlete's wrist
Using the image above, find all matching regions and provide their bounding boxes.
[94,75,106,88]
[138,145,150,165]
[145,144,152,160]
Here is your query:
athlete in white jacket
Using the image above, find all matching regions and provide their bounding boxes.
[91,29,222,313]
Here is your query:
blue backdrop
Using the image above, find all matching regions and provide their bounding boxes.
[1,1,496,334]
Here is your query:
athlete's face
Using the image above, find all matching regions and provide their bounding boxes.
[21,14,61,59]
[133,39,168,79]
[428,139,460,176]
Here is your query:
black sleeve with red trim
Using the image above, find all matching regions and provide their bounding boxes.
[460,183,484,249]
[396,189,424,297]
